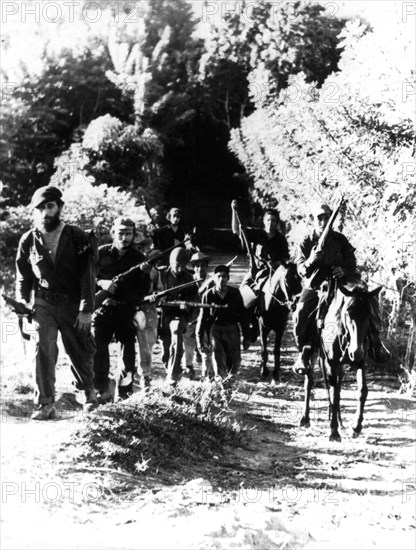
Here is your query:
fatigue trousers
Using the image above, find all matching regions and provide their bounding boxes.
[160,315,188,382]
[33,298,96,405]
[183,321,214,379]
[92,305,136,393]
[133,304,158,378]
[211,324,241,379]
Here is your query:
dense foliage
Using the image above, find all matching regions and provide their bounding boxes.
[229,14,415,371]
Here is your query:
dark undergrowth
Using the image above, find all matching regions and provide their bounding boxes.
[66,382,246,484]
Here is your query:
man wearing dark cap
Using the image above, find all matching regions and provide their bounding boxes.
[293,202,390,375]
[16,185,98,419]
[93,217,151,402]
[196,264,250,386]
[158,247,198,385]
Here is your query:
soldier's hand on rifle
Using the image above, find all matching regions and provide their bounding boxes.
[332,266,345,279]
[74,312,92,334]
[140,262,152,274]
[148,292,159,303]
[231,200,238,211]
[307,247,324,267]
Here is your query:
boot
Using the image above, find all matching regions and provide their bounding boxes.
[140,375,151,391]
[31,404,57,421]
[186,364,196,380]
[98,379,116,404]
[84,387,99,412]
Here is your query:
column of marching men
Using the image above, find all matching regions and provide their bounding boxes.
[15,185,390,420]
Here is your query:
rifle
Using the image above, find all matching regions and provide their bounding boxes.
[232,202,256,279]
[226,255,238,267]
[306,195,345,288]
[2,294,32,341]
[139,278,203,306]
[94,236,194,310]
[160,301,228,309]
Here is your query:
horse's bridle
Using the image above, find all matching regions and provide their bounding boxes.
[269,271,297,310]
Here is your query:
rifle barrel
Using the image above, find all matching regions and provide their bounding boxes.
[160,301,228,308]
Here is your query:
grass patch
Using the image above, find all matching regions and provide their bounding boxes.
[66,382,245,483]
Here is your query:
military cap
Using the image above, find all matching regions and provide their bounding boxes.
[30,186,63,208]
[112,216,135,229]
[311,203,332,218]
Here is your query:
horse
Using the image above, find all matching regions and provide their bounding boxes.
[299,280,382,441]
[247,263,302,383]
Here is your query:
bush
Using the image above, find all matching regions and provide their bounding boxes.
[67,384,243,482]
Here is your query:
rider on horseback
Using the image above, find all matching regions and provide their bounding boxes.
[231,200,290,340]
[231,200,289,289]
[293,203,391,375]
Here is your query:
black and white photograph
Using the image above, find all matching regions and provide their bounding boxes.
[0,1,415,548]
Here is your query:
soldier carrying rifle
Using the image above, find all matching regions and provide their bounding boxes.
[292,202,390,376]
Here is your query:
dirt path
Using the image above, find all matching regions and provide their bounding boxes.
[1,254,415,549]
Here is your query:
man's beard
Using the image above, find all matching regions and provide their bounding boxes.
[39,212,61,232]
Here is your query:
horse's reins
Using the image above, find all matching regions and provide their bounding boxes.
[269,277,294,309]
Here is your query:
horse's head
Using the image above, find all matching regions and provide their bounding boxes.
[338,283,382,365]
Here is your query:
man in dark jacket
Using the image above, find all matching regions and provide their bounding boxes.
[293,203,390,375]
[231,201,290,284]
[16,186,98,419]
[231,201,290,340]
[152,207,186,252]
[93,217,150,401]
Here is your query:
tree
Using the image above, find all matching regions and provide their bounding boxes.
[1,41,133,205]
[199,0,349,129]
[229,13,416,368]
